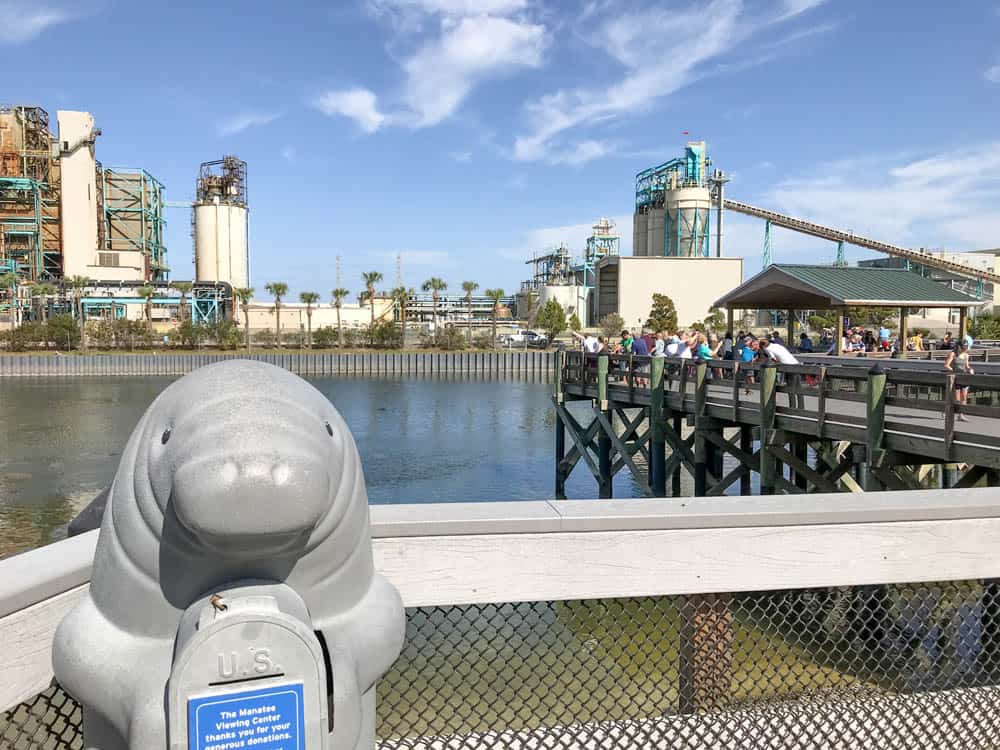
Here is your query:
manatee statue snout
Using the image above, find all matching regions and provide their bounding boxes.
[163,416,338,556]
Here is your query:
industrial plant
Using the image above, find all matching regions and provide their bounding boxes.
[0,104,245,327]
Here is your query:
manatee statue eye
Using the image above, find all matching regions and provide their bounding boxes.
[325,422,334,437]
[161,428,172,445]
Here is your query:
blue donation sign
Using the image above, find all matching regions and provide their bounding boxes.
[188,682,304,750]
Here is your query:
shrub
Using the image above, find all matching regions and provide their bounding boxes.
[535,299,567,344]
[473,331,494,349]
[47,314,80,349]
[209,319,242,349]
[364,319,403,349]
[253,329,276,347]
[312,326,338,348]
[599,313,625,340]
[568,313,582,332]
[646,294,678,333]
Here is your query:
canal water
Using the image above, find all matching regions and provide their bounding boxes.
[0,375,644,558]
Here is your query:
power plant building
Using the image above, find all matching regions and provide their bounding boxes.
[596,143,742,329]
[194,157,249,291]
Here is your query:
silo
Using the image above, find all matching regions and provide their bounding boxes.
[540,284,586,325]
[195,200,248,289]
[665,186,712,257]
[193,156,248,289]
[646,207,665,258]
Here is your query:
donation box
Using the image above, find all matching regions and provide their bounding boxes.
[167,584,330,750]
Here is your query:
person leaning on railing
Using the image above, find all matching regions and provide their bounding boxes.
[944,342,973,422]
[760,337,804,408]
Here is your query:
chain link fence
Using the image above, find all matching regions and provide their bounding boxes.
[5,579,1000,748]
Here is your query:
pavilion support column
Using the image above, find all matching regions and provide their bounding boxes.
[836,308,845,356]
[899,307,908,359]
[786,309,795,348]
[726,307,734,337]
[960,306,968,342]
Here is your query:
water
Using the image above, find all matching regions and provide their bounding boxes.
[0,376,641,557]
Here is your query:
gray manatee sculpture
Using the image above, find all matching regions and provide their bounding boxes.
[53,360,405,749]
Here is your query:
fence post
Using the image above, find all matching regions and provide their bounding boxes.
[864,364,887,491]
[759,363,777,495]
[554,351,567,499]
[597,355,612,499]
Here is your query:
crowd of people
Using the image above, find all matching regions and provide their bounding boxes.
[818,326,975,355]
[571,329,800,367]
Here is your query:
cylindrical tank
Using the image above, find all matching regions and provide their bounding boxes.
[195,199,248,289]
[633,211,648,256]
[540,285,586,324]
[665,186,712,257]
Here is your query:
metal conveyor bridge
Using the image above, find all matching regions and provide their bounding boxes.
[722,199,1000,285]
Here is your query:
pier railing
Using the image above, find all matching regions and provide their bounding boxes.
[5,493,1000,748]
[560,351,1000,477]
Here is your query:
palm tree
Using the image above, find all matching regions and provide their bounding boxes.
[265,282,288,348]
[299,291,319,348]
[136,286,156,323]
[391,286,413,344]
[234,287,254,351]
[331,287,349,349]
[462,280,478,345]
[362,271,383,346]
[422,277,447,344]
[65,276,90,350]
[171,281,193,322]
[31,282,55,324]
[0,272,17,335]
[485,288,505,348]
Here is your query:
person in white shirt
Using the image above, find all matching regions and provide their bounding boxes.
[664,335,681,357]
[652,332,666,357]
[571,330,600,354]
[759,338,802,407]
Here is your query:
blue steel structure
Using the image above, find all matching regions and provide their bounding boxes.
[576,218,620,288]
[635,142,712,257]
[101,168,169,281]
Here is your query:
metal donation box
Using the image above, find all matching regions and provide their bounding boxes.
[53,361,405,750]
[167,584,329,750]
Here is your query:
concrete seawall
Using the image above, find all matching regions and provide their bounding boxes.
[0,350,557,378]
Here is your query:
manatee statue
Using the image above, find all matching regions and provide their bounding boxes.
[53,360,405,749]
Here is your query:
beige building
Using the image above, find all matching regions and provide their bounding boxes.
[243,297,395,335]
[595,256,744,331]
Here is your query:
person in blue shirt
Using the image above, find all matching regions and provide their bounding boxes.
[632,334,649,356]
[798,333,814,353]
[878,325,891,351]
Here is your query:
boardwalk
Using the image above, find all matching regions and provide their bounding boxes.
[556,352,1000,497]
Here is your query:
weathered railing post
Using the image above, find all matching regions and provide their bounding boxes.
[555,351,567,499]
[693,360,710,496]
[649,357,666,496]
[597,354,613,499]
[759,363,777,495]
[865,364,887,491]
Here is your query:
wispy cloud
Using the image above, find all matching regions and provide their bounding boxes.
[545,139,615,166]
[218,112,280,136]
[759,143,1000,252]
[280,146,296,162]
[0,1,76,43]
[317,1,546,132]
[449,150,472,162]
[314,88,386,133]
[987,63,1000,83]
[513,0,834,163]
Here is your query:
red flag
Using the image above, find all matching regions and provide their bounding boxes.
[682,131,689,135]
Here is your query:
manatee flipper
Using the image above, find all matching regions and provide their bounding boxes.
[68,485,110,537]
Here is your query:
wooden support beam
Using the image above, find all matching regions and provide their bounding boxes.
[678,593,733,714]
[759,364,778,495]
[899,306,908,359]
[694,361,710,496]
[649,358,667,496]
[836,308,845,357]
[555,408,566,499]
[671,414,683,496]
[597,355,613,497]
[953,464,988,489]
[769,444,841,494]
[739,427,753,496]
[596,409,653,497]
[553,401,602,482]
[865,364,887,491]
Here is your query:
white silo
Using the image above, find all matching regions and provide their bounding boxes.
[193,156,248,290]
[664,184,712,257]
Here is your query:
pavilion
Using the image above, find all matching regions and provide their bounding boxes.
[713,264,984,355]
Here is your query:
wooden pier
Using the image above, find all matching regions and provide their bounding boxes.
[555,351,1000,498]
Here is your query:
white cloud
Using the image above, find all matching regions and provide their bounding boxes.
[545,139,615,166]
[756,143,1000,254]
[324,1,546,132]
[280,146,296,162]
[314,88,387,133]
[526,215,632,255]
[449,150,472,162]
[514,0,834,163]
[218,112,280,136]
[401,15,545,127]
[987,64,1000,83]
[0,2,75,43]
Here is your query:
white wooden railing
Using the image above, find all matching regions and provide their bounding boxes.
[4,490,1000,714]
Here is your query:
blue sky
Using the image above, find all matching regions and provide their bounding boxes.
[5,0,1000,298]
